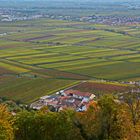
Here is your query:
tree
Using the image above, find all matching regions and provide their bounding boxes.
[74,101,99,140]
[14,109,83,140]
[0,105,14,140]
[123,92,140,126]
[97,95,118,139]
[122,90,140,139]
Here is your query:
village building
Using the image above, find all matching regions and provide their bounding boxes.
[30,89,96,112]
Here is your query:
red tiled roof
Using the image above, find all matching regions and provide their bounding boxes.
[60,96,69,100]
[47,100,58,106]
[64,89,92,97]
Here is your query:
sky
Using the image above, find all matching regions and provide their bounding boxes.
[0,0,136,1]
[0,0,139,4]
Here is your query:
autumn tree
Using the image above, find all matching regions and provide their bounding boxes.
[0,104,14,140]
[74,101,100,140]
[122,91,140,139]
[123,92,140,126]
[14,109,83,140]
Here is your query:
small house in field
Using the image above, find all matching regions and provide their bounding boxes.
[64,89,95,101]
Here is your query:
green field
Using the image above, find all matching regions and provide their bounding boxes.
[1,19,140,103]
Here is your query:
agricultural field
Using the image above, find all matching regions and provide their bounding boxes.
[0,76,78,104]
[72,81,129,95]
[1,18,140,103]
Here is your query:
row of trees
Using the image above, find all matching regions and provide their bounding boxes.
[0,94,140,140]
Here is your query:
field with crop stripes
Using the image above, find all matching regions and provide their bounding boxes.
[1,18,140,103]
[72,81,129,94]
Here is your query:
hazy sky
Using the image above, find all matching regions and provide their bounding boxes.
[0,0,139,4]
[0,0,137,1]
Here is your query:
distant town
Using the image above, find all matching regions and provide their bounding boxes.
[1,7,140,25]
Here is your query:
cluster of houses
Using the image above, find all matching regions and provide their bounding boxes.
[0,14,43,22]
[30,79,140,112]
[79,15,140,25]
[0,8,43,22]
[46,14,140,26]
[30,89,96,112]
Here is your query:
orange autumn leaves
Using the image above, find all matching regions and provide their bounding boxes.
[0,105,14,140]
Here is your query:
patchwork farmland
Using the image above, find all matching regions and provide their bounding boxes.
[1,19,140,103]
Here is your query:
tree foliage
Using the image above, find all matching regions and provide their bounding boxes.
[0,105,14,140]
[0,94,140,140]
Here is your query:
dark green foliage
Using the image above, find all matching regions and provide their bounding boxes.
[14,110,83,140]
